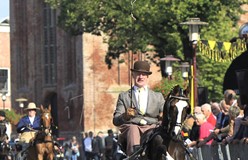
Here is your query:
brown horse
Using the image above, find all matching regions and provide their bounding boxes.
[26,105,54,160]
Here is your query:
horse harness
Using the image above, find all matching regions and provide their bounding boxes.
[162,92,196,159]
[31,111,55,145]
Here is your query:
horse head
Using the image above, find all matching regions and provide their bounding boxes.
[162,85,191,138]
[40,105,52,134]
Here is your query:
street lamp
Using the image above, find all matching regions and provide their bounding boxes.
[1,93,7,110]
[179,62,190,93]
[16,98,28,114]
[160,55,180,79]
[180,18,208,106]
[179,62,190,79]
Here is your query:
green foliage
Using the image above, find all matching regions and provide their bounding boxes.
[153,71,185,97]
[3,109,23,125]
[45,0,246,101]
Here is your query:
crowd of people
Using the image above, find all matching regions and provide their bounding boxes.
[65,129,117,160]
[182,89,248,148]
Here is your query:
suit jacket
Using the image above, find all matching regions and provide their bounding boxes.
[113,87,165,126]
[16,115,41,133]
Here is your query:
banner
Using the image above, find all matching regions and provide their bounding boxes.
[198,39,247,62]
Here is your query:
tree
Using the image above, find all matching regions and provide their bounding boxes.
[45,0,246,101]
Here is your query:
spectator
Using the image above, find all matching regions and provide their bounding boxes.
[211,102,225,129]
[194,106,202,115]
[195,113,215,147]
[223,104,242,144]
[70,136,80,160]
[212,102,229,142]
[231,102,244,142]
[105,129,114,160]
[201,103,216,127]
[187,106,201,147]
[80,131,87,160]
[92,131,104,160]
[233,97,248,143]
[84,131,99,160]
[211,105,238,144]
[64,143,72,160]
[220,89,237,115]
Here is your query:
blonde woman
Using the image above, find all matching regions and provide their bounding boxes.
[70,136,80,160]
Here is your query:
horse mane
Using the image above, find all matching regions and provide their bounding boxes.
[161,85,180,130]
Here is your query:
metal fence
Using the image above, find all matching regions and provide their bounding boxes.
[188,143,248,160]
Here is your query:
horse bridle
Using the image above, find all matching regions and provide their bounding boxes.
[166,95,190,137]
[41,112,53,135]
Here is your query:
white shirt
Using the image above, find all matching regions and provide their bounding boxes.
[29,116,35,125]
[84,137,92,152]
[134,85,148,113]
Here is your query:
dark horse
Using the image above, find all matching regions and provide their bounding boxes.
[157,85,192,160]
[25,105,54,160]
[125,85,192,160]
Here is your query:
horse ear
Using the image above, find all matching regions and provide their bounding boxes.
[40,105,44,111]
[48,105,51,111]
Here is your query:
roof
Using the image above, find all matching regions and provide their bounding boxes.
[0,17,9,24]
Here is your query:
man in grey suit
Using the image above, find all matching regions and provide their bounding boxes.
[113,61,165,156]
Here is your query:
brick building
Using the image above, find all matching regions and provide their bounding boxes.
[0,17,12,138]
[9,1,248,138]
[9,1,162,138]
[0,18,11,110]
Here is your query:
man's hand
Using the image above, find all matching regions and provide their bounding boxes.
[122,108,136,120]
[158,112,163,121]
[127,108,136,116]
[214,128,220,135]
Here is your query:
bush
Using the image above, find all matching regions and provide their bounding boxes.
[153,71,187,97]
[3,109,23,125]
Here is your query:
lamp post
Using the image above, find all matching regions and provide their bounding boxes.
[1,93,6,110]
[179,62,190,79]
[179,62,190,92]
[160,55,180,79]
[180,18,208,106]
[16,98,28,114]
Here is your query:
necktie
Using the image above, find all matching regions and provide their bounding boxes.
[138,87,146,114]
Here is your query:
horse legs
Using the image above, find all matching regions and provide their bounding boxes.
[47,153,54,160]
[37,153,44,160]
[46,145,54,160]
[168,141,185,160]
[149,134,165,160]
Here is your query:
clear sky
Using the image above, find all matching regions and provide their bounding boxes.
[0,0,9,20]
